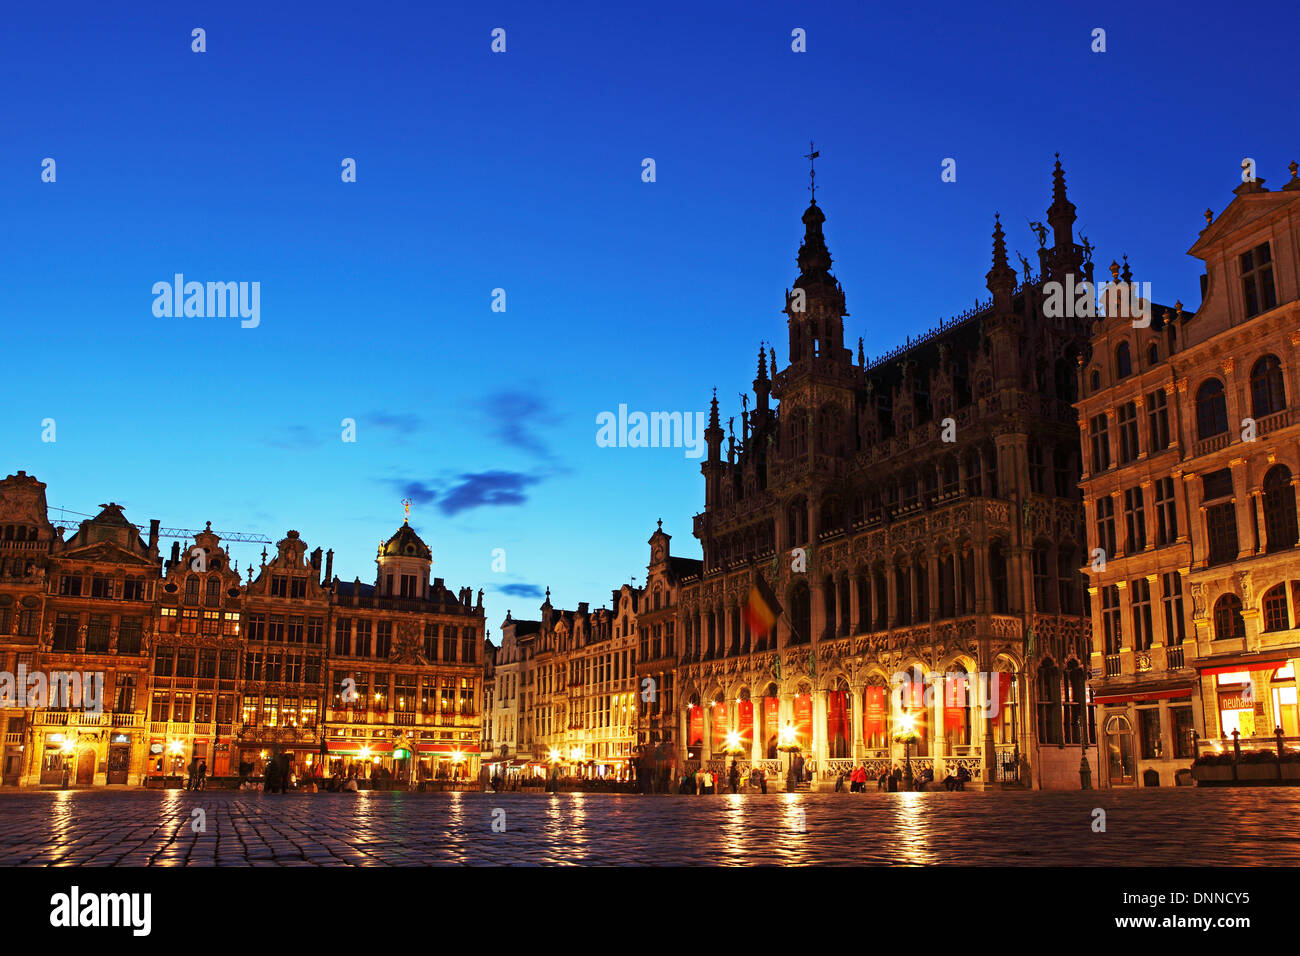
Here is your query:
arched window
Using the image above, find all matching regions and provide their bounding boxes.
[1089,369,1101,394]
[1115,342,1132,379]
[1195,379,1229,439]
[827,678,851,758]
[1146,343,1159,367]
[787,580,811,645]
[944,664,971,747]
[1036,659,1062,745]
[1263,584,1290,633]
[988,540,1009,613]
[1264,465,1299,552]
[1251,354,1286,419]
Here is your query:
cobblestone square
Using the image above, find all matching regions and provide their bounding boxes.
[0,788,1295,866]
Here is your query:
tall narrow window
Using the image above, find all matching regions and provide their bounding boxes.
[1102,586,1122,656]
[1264,465,1299,551]
[1124,486,1147,553]
[1089,414,1111,472]
[1096,496,1117,559]
[1115,342,1133,379]
[1117,402,1140,463]
[1240,243,1277,318]
[1131,578,1154,651]
[1263,584,1290,633]
[1161,572,1186,646]
[1195,379,1228,439]
[1154,476,1178,545]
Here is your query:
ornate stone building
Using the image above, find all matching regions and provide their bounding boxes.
[670,160,1099,789]
[26,501,159,786]
[325,520,486,784]
[491,585,641,780]
[1082,162,1300,786]
[236,530,329,775]
[636,522,694,754]
[149,526,244,777]
[0,472,53,785]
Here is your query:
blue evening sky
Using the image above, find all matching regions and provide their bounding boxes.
[1,0,1293,638]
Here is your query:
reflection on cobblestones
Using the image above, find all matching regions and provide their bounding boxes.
[0,789,1294,866]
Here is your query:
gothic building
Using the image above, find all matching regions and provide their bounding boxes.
[667,159,1099,789]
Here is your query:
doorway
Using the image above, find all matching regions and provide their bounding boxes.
[76,748,96,786]
[107,745,129,784]
[1105,715,1135,786]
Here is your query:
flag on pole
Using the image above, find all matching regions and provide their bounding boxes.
[743,573,783,638]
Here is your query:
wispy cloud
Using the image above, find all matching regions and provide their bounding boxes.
[364,411,424,433]
[497,582,544,599]
[392,470,540,516]
[479,390,560,462]
[265,425,323,451]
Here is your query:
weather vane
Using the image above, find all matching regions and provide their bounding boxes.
[402,497,412,523]
[805,140,820,199]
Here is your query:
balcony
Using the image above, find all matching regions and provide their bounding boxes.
[1258,406,1295,437]
[1165,645,1186,670]
[1193,432,1231,458]
[1104,655,1122,677]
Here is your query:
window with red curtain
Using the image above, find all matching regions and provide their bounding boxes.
[688,707,703,748]
[764,697,779,757]
[738,699,754,748]
[794,694,813,748]
[864,686,887,746]
[827,690,850,757]
[712,701,729,750]
[945,674,969,744]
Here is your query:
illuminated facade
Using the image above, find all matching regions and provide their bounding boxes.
[669,162,1100,789]
[150,526,244,778]
[18,499,157,787]
[324,521,485,784]
[1082,162,1300,785]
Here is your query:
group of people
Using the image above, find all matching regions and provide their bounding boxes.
[677,762,769,794]
[184,758,207,791]
[832,763,973,792]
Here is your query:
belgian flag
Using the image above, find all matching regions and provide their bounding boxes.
[742,572,783,638]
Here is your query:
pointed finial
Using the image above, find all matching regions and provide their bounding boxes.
[401,497,412,523]
[657,518,662,531]
[204,520,211,532]
[1109,260,1121,280]
[858,337,865,366]
[1175,299,1184,319]
[1121,254,1132,284]
[1204,208,1213,226]
[1290,161,1299,179]
[770,347,777,379]
[756,343,768,382]
[804,140,820,200]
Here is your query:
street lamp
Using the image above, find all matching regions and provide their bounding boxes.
[894,713,919,788]
[60,736,75,790]
[168,738,184,785]
[777,721,800,790]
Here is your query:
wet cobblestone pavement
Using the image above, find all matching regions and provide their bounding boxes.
[0,788,1295,865]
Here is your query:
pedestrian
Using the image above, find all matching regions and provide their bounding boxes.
[758,767,768,794]
[263,755,281,793]
[197,760,207,791]
[279,753,293,792]
[185,756,198,791]
[729,761,740,794]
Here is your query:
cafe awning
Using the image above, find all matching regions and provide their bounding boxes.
[325,740,393,754]
[1093,683,1196,705]
[1197,653,1292,676]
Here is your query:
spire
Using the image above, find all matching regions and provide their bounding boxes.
[858,337,865,367]
[986,213,1016,296]
[797,199,832,275]
[705,388,723,463]
[755,344,768,385]
[1121,254,1132,284]
[1047,152,1077,248]
[770,347,777,380]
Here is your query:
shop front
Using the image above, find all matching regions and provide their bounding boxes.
[1094,683,1197,787]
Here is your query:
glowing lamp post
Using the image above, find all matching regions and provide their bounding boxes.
[169,739,184,783]
[60,736,75,789]
[893,713,920,788]
[777,721,800,790]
